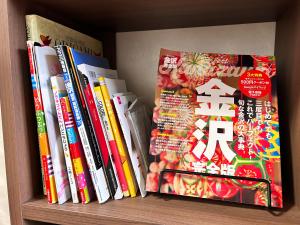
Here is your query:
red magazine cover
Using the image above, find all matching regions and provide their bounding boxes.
[146,48,282,208]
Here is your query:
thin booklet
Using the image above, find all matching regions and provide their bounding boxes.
[122,97,151,197]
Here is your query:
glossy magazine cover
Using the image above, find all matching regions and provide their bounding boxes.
[146,48,282,208]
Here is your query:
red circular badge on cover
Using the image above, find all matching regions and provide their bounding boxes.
[239,70,271,98]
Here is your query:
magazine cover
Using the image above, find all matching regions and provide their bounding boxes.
[146,48,282,208]
[34,45,71,204]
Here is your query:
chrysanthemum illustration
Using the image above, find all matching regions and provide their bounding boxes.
[181,52,212,77]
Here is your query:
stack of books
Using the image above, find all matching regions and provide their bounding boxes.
[26,15,150,204]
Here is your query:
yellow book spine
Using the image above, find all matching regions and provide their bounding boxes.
[40,133,58,203]
[25,15,37,41]
[94,86,130,197]
[98,77,137,197]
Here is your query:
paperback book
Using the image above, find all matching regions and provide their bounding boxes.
[113,94,148,197]
[55,45,110,203]
[70,48,109,69]
[51,75,80,203]
[26,14,103,56]
[76,64,123,200]
[34,45,71,204]
[60,95,95,204]
[147,48,282,208]
[26,41,57,203]
[98,77,138,197]
[94,83,130,197]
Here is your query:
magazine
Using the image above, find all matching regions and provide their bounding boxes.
[146,48,282,208]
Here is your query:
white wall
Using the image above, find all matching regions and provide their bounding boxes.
[116,22,276,106]
[0,105,11,225]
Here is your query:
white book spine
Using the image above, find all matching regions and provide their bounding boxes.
[93,91,123,199]
[80,66,123,200]
[56,46,110,203]
[113,95,147,197]
[35,46,71,204]
[76,123,110,203]
[51,76,79,203]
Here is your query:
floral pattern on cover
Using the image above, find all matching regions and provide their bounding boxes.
[147,49,282,208]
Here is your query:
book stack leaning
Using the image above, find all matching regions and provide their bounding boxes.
[26,14,149,204]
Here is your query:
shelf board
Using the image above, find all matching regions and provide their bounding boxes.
[29,0,292,31]
[22,195,300,225]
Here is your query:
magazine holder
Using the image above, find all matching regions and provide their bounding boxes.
[158,169,272,208]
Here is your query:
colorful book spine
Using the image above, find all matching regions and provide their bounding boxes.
[94,86,129,197]
[51,76,79,203]
[60,96,94,204]
[35,45,71,204]
[98,77,137,197]
[55,45,110,203]
[77,73,123,199]
[66,47,112,200]
[113,94,147,198]
[26,41,57,203]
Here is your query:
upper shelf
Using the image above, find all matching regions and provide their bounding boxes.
[29,0,292,32]
[22,195,300,225]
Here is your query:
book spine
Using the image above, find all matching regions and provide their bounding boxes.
[27,41,46,195]
[125,119,147,198]
[26,41,57,203]
[51,76,79,203]
[78,73,123,199]
[113,97,147,198]
[67,47,111,200]
[98,77,137,197]
[36,47,71,204]
[55,45,110,203]
[94,86,129,197]
[25,15,38,41]
[60,96,94,204]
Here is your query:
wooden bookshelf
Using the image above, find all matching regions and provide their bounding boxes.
[21,195,300,225]
[0,0,299,225]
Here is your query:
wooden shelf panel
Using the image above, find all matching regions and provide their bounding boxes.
[29,0,292,31]
[22,195,300,225]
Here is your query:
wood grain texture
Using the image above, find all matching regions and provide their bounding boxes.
[0,0,41,224]
[29,0,291,31]
[0,0,298,224]
[22,196,300,225]
[275,0,300,207]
